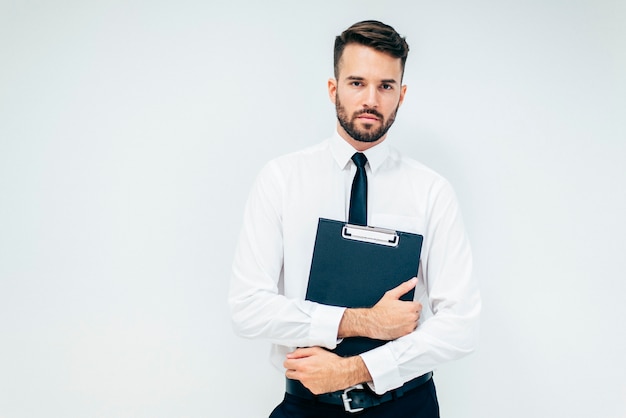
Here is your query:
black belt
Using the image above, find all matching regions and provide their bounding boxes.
[285,372,433,413]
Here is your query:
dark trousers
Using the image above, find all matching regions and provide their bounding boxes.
[268,378,440,418]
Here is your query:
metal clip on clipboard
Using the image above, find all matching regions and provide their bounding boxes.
[341,223,399,247]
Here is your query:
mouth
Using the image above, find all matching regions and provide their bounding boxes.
[356,113,380,122]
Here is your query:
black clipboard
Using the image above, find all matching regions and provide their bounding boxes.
[305,218,423,357]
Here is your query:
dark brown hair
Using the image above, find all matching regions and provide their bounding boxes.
[334,20,409,79]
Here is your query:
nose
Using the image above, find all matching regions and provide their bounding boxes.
[363,85,379,108]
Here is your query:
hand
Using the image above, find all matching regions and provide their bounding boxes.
[339,277,422,340]
[283,347,371,394]
[370,277,422,339]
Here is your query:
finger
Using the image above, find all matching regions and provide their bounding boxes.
[386,277,418,299]
[285,369,299,380]
[283,357,303,371]
[286,347,318,359]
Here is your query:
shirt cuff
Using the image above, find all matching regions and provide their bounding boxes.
[309,304,346,349]
[359,344,401,395]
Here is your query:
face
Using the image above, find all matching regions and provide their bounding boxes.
[329,43,407,151]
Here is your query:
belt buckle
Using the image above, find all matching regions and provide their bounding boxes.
[341,384,365,413]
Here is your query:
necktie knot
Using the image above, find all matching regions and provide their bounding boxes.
[351,152,367,169]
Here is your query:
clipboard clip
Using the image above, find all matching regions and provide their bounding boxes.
[342,224,399,247]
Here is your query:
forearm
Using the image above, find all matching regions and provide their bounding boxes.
[344,355,373,387]
[338,278,421,341]
[338,308,372,339]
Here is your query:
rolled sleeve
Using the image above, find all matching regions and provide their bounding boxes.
[309,304,346,350]
[359,345,402,394]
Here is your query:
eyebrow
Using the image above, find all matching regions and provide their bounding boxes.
[345,75,398,84]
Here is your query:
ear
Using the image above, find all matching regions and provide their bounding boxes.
[328,78,338,104]
[398,84,407,107]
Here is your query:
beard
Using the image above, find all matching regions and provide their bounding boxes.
[335,94,399,143]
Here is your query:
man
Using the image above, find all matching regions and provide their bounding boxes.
[229,20,480,417]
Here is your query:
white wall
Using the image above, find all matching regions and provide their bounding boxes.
[1,1,624,417]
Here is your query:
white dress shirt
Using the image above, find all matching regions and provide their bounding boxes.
[229,132,481,394]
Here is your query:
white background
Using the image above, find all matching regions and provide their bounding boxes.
[1,1,625,417]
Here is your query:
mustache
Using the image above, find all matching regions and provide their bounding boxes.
[354,109,384,119]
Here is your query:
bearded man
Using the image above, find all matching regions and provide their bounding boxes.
[229,20,481,417]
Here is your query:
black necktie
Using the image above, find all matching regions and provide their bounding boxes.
[349,152,368,226]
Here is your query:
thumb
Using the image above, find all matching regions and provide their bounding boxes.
[385,277,418,299]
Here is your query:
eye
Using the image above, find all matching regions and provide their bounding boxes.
[381,83,393,90]
[350,81,363,87]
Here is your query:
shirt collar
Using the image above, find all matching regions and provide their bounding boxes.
[329,131,391,174]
